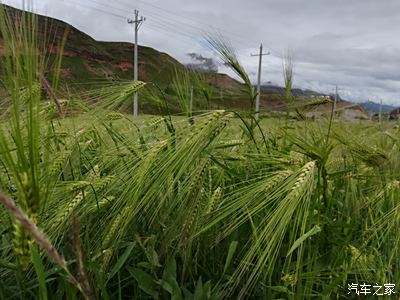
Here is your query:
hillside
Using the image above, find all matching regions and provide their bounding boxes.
[0,4,369,118]
[0,5,182,86]
[0,4,254,113]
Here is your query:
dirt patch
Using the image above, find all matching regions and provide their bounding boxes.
[47,44,77,57]
[60,68,72,79]
[207,73,242,90]
[116,62,133,71]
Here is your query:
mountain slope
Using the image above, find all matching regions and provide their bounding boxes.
[0,4,369,118]
[1,4,251,113]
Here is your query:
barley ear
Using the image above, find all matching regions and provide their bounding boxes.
[0,192,90,299]
[13,222,32,270]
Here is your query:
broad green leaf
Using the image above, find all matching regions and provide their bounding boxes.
[107,242,136,282]
[161,258,182,300]
[128,267,158,299]
[223,241,238,274]
[193,277,203,300]
[31,246,48,300]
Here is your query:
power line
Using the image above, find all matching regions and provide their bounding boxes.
[133,0,267,47]
[144,24,201,46]
[83,0,281,56]
[84,0,129,14]
[53,0,211,51]
[56,0,127,20]
[148,18,202,41]
[56,0,285,61]
[82,0,255,47]
[60,0,209,55]
[55,0,202,48]
[134,6,276,53]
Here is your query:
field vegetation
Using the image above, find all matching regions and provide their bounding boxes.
[1,5,400,300]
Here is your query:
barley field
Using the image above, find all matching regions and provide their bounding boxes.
[1,6,400,300]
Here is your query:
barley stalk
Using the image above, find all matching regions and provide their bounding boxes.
[72,213,94,300]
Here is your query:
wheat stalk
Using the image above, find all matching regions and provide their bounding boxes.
[72,213,94,300]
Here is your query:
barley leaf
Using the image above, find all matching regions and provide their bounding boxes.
[128,267,158,298]
[223,241,238,274]
[107,242,136,282]
[287,225,321,257]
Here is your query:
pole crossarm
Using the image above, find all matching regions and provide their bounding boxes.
[251,52,271,57]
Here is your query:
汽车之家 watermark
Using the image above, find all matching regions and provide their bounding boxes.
[347,283,396,296]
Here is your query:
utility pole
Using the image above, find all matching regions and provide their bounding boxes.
[334,85,338,117]
[190,85,194,116]
[128,10,145,117]
[251,44,270,120]
[189,85,194,125]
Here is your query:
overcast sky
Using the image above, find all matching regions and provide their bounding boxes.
[3,0,400,105]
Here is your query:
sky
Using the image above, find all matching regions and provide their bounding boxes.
[3,0,400,105]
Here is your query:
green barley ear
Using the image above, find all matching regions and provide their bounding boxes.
[289,161,316,198]
[264,170,293,192]
[12,171,40,269]
[48,151,73,177]
[105,112,124,121]
[205,34,255,114]
[92,176,114,191]
[205,187,222,214]
[101,213,124,273]
[83,80,146,111]
[13,222,32,270]
[53,191,84,229]
[88,196,115,213]
[100,249,114,276]
[21,172,39,223]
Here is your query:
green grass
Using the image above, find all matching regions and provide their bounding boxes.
[1,110,399,299]
[1,4,400,299]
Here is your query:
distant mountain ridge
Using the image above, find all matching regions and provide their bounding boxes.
[359,102,396,113]
[260,85,327,97]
